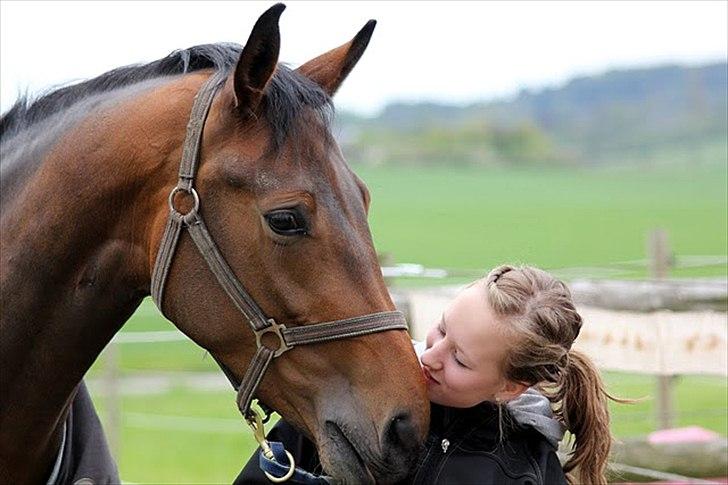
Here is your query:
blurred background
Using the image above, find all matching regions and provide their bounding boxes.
[2,1,726,483]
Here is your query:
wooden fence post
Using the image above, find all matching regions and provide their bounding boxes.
[648,228,676,430]
[378,252,395,286]
[656,373,677,431]
[648,228,671,280]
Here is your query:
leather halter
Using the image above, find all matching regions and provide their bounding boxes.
[150,70,408,420]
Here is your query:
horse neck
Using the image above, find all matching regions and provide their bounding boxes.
[0,77,197,481]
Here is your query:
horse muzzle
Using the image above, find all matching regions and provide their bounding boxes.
[318,410,423,484]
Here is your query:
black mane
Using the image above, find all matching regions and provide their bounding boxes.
[0,43,332,145]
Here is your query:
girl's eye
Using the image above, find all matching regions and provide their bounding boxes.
[437,326,445,335]
[453,353,467,368]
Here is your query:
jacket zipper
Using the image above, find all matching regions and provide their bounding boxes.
[440,438,450,453]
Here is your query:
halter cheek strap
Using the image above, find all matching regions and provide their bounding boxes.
[150,70,408,482]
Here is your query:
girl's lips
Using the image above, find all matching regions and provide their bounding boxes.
[423,367,439,385]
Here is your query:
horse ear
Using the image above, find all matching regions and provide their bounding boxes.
[296,19,376,96]
[233,3,286,111]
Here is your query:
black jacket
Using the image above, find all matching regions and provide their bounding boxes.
[235,401,566,485]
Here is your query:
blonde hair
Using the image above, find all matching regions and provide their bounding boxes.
[484,264,619,485]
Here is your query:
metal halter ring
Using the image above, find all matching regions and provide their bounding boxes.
[255,319,290,358]
[167,186,200,217]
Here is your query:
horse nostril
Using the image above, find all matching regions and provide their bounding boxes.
[386,412,418,453]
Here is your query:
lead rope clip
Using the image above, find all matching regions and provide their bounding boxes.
[246,407,296,483]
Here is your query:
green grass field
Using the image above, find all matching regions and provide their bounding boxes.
[93,389,247,484]
[357,164,727,277]
[87,164,726,482]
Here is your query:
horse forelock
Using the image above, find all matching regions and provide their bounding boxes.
[262,64,334,150]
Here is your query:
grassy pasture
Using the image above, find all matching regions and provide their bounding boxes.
[358,164,727,277]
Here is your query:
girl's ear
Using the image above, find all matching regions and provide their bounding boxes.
[496,380,529,402]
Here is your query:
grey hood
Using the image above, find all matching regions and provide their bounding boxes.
[507,388,565,449]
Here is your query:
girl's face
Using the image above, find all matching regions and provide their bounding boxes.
[420,281,525,408]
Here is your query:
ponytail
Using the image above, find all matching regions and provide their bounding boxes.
[544,349,614,485]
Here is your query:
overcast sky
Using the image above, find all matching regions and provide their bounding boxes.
[1,1,726,116]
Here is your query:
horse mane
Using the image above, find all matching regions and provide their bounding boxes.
[0,43,333,146]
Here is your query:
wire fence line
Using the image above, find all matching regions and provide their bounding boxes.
[96,300,725,448]
[380,255,728,280]
[103,406,728,431]
[112,330,187,344]
[123,412,244,433]
[607,462,718,485]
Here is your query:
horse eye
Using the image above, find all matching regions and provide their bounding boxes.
[265,210,307,236]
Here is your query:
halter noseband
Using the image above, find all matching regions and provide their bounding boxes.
[150,71,407,480]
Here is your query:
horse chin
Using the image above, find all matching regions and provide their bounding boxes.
[319,421,376,485]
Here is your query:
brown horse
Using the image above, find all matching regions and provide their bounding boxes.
[0,4,429,484]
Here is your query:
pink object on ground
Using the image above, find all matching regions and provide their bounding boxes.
[647,426,721,445]
[615,480,728,485]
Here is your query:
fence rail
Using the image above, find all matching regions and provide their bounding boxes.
[380,254,728,280]
[402,287,727,377]
[112,330,187,344]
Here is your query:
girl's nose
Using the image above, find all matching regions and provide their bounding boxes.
[421,346,443,370]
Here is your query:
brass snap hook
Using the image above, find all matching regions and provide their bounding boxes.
[245,408,296,483]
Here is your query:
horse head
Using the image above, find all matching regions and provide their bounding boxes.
[153,4,429,482]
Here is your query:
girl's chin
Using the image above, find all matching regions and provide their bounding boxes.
[428,392,479,408]
[428,394,443,405]
[427,390,450,406]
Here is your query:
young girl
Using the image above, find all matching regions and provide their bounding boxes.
[236,265,616,484]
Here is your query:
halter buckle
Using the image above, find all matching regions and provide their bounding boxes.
[255,319,290,358]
